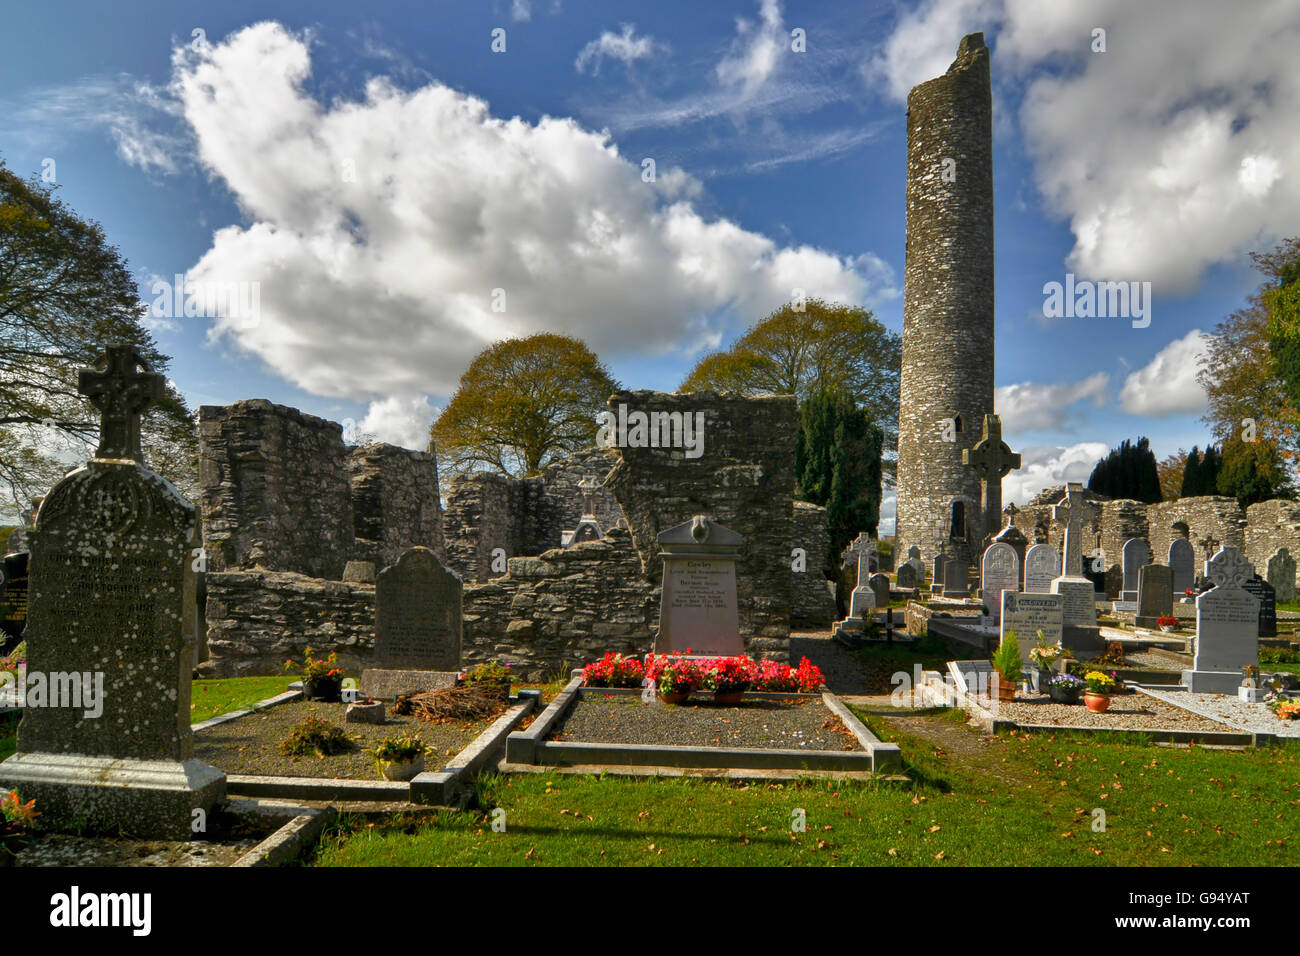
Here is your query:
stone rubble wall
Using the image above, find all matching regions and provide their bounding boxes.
[604,389,797,658]
[792,501,837,625]
[1147,497,1246,571]
[442,472,525,583]
[348,442,446,570]
[201,569,375,678]
[1098,499,1149,566]
[198,400,355,580]
[1244,499,1300,587]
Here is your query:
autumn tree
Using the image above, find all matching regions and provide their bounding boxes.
[431,333,620,479]
[1156,449,1186,502]
[0,161,197,515]
[680,298,901,478]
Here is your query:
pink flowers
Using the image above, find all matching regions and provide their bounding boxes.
[584,652,825,694]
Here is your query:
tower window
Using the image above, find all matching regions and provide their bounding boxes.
[949,500,965,541]
[954,414,964,434]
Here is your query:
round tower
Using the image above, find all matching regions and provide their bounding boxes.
[895,32,995,567]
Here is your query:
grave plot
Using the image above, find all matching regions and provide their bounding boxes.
[505,676,902,776]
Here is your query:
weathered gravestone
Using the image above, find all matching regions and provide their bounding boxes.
[991,520,1028,570]
[1169,537,1195,597]
[1182,547,1260,694]
[868,572,891,610]
[980,542,1020,621]
[362,546,462,698]
[1001,590,1064,666]
[930,546,947,593]
[848,550,876,619]
[1120,538,1150,600]
[655,515,744,656]
[1134,564,1173,629]
[1049,483,1102,655]
[1023,543,1059,593]
[0,550,29,645]
[942,557,969,597]
[896,561,918,589]
[904,545,926,582]
[0,346,225,838]
[1266,547,1296,604]
[342,560,376,584]
[1243,575,1277,638]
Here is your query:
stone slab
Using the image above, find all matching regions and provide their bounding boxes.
[360,669,458,700]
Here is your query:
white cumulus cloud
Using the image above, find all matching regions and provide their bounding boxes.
[1118,330,1210,417]
[173,23,883,410]
[354,395,437,451]
[575,24,660,75]
[1003,442,1109,505]
[716,0,785,96]
[995,372,1109,433]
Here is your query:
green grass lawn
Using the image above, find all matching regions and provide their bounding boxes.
[189,676,297,724]
[311,708,1300,867]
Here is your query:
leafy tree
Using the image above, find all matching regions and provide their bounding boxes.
[431,333,620,479]
[1217,435,1293,507]
[0,161,197,516]
[1087,437,1162,503]
[794,388,883,570]
[1156,448,1186,502]
[680,298,900,480]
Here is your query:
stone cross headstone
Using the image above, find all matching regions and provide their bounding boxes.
[655,515,744,656]
[1048,484,1102,655]
[363,547,463,698]
[1023,543,1059,593]
[1243,575,1277,638]
[961,414,1021,547]
[849,550,877,619]
[1135,564,1173,628]
[1169,537,1195,597]
[1001,590,1064,666]
[0,346,224,838]
[562,476,604,548]
[1182,546,1260,694]
[1266,547,1296,604]
[1051,483,1099,578]
[1199,534,1220,572]
[980,542,1020,622]
[1120,538,1151,599]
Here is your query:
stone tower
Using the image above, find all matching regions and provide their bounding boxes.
[895,33,995,567]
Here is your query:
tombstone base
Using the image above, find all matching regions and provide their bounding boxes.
[0,752,225,841]
[1061,624,1103,657]
[1181,669,1247,695]
[361,669,459,700]
[848,587,876,619]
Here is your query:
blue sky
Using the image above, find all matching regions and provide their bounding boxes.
[3,0,1297,532]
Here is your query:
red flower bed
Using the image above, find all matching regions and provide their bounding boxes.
[584,651,826,695]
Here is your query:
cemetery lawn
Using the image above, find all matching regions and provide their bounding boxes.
[190,677,298,724]
[311,709,1300,866]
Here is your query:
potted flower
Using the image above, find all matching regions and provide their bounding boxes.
[991,631,1023,702]
[0,790,37,868]
[462,659,512,700]
[1181,588,1194,604]
[700,656,753,704]
[1046,673,1086,704]
[1083,670,1116,712]
[1029,630,1061,691]
[285,647,346,702]
[1270,698,1300,721]
[582,653,645,688]
[1157,614,1178,633]
[370,734,426,781]
[645,654,700,704]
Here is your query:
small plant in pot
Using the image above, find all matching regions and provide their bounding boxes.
[645,653,700,704]
[700,656,753,704]
[286,647,346,702]
[1083,670,1117,712]
[1157,614,1178,633]
[991,631,1023,702]
[1029,630,1062,690]
[0,790,38,868]
[1046,672,1086,704]
[370,734,427,781]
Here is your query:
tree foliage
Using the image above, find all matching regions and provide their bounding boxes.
[794,388,883,571]
[1086,437,1162,503]
[680,298,900,479]
[430,333,620,479]
[0,162,197,515]
[1216,435,1293,506]
[1156,448,1186,502]
[1180,445,1223,497]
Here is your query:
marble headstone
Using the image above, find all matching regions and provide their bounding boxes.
[1243,575,1277,638]
[980,542,1020,622]
[655,516,744,656]
[1023,543,1059,593]
[1266,547,1296,604]
[1120,538,1151,599]
[1169,537,1195,597]
[1001,590,1064,666]
[1182,547,1260,694]
[0,551,29,644]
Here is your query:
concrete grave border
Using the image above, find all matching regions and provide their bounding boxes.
[503,674,903,776]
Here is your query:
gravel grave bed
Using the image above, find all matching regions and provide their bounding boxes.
[193,699,491,779]
[551,694,862,752]
[1137,687,1300,738]
[985,692,1234,733]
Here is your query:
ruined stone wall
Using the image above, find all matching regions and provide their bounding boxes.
[792,501,836,625]
[198,400,354,579]
[1099,499,1148,566]
[442,472,522,583]
[348,442,445,570]
[604,389,797,656]
[201,570,375,678]
[462,527,656,680]
[535,447,624,544]
[1011,486,1107,559]
[1148,497,1246,571]
[1244,499,1300,585]
[895,33,995,567]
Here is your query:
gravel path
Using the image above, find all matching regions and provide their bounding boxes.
[1137,687,1300,738]
[988,692,1234,733]
[552,694,862,752]
[193,700,490,779]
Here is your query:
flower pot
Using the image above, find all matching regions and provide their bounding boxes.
[994,677,1017,702]
[378,755,425,781]
[1048,685,1081,705]
[1160,625,1175,633]
[1084,692,1111,713]
[345,701,386,724]
[303,678,342,702]
[658,691,691,705]
[712,691,745,705]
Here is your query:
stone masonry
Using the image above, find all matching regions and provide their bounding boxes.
[792,500,837,625]
[349,442,446,569]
